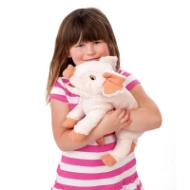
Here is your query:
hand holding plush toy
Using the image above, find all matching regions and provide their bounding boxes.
[62,56,143,166]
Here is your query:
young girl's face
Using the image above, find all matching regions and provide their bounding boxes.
[68,40,110,65]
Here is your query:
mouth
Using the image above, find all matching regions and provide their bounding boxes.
[84,57,100,62]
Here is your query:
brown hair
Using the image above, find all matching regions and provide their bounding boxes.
[46,7,120,102]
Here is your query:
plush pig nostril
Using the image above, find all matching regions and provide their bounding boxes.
[68,83,75,87]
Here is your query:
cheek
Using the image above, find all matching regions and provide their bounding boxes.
[70,50,83,63]
[100,44,110,56]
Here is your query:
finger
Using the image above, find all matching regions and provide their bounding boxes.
[95,137,105,146]
[125,119,132,125]
[118,109,128,119]
[120,111,131,125]
[113,108,124,117]
[124,110,130,119]
[107,110,115,114]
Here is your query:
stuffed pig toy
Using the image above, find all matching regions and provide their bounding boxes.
[62,56,143,166]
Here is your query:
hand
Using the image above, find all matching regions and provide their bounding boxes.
[98,109,131,135]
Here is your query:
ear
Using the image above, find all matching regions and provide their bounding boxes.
[100,56,118,70]
[62,65,76,79]
[103,72,126,95]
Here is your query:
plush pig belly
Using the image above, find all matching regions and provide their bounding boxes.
[82,96,114,114]
[111,90,138,110]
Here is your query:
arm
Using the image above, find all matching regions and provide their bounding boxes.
[123,84,162,132]
[50,99,128,151]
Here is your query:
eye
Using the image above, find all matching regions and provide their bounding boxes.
[94,41,100,45]
[77,44,84,48]
[89,75,96,80]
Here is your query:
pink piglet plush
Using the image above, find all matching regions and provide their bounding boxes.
[62,56,143,166]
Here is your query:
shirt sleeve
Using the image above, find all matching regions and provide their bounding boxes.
[49,77,69,103]
[118,69,140,90]
[49,77,79,105]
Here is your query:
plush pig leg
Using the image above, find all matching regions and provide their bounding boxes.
[101,137,133,166]
[62,103,85,128]
[62,118,78,128]
[70,109,107,142]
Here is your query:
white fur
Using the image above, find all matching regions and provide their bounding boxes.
[65,56,143,163]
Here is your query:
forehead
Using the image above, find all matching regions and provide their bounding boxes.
[69,23,109,45]
[74,30,106,44]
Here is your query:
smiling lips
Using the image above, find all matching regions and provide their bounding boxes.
[85,58,99,61]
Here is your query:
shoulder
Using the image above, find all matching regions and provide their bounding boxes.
[50,77,80,104]
[53,77,69,89]
[50,77,69,96]
[51,77,75,95]
[118,68,141,90]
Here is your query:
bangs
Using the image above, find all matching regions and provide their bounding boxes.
[78,24,107,43]
[67,12,109,45]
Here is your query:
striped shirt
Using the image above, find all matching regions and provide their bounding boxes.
[50,69,144,190]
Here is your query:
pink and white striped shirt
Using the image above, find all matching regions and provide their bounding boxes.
[50,69,144,190]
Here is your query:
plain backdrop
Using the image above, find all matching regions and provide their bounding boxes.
[0,0,189,190]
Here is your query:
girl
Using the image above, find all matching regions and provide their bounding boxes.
[46,7,162,190]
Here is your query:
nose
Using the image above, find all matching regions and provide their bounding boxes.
[86,44,95,55]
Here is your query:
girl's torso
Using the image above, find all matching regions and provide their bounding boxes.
[50,69,143,190]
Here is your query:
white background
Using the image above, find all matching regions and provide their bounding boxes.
[0,0,189,190]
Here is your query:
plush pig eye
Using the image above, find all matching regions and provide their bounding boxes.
[89,75,96,80]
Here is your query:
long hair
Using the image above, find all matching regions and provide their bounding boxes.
[46,7,120,102]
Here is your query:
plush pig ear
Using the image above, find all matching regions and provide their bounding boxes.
[100,56,118,70]
[62,65,76,79]
[103,71,126,95]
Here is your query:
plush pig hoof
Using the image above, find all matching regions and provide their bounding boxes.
[101,154,117,166]
[62,118,77,128]
[69,130,86,141]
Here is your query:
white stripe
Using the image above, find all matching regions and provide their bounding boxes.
[66,95,80,104]
[51,86,80,104]
[60,153,135,173]
[54,77,81,104]
[125,75,137,86]
[51,86,66,95]
[57,77,67,86]
[118,70,137,86]
[118,69,129,76]
[90,134,117,145]
[62,150,108,160]
[57,164,137,187]
[61,135,117,160]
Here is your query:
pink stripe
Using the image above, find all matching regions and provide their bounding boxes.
[54,171,139,190]
[61,78,69,84]
[69,104,77,110]
[118,70,131,77]
[54,80,68,92]
[58,158,136,179]
[124,172,139,185]
[54,80,65,88]
[61,155,104,166]
[50,94,68,102]
[126,80,140,90]
[55,82,79,97]
[50,95,77,110]
[104,132,115,137]
[76,142,116,152]
[54,80,79,98]
[135,181,143,190]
